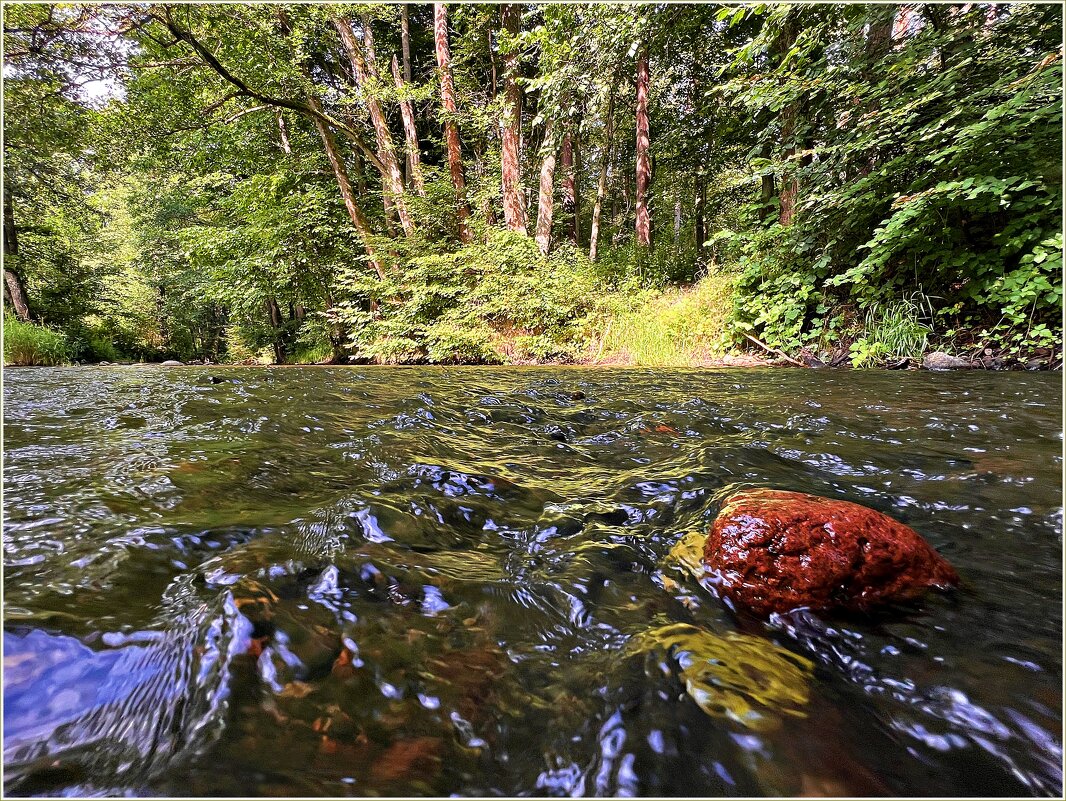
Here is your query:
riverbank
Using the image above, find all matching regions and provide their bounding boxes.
[5,278,1061,371]
[7,348,1060,371]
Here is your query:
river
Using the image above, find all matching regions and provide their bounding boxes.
[2,366,1062,796]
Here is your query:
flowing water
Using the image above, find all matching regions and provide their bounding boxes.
[2,366,1062,797]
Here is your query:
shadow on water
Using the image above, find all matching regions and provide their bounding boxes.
[2,366,1062,796]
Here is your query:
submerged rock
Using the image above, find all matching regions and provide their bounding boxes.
[630,623,813,731]
[923,351,971,370]
[704,489,958,616]
[160,360,184,367]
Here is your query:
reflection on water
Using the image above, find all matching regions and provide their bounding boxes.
[3,366,1062,796]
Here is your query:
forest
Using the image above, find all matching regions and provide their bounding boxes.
[2,2,1062,368]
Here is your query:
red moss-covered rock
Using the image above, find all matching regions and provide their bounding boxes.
[704,489,959,616]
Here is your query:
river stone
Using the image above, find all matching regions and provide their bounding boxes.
[160,359,184,366]
[923,351,971,370]
[704,489,958,616]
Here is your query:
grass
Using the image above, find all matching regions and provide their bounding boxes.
[3,315,70,366]
[591,270,735,367]
[289,341,334,364]
[849,295,933,367]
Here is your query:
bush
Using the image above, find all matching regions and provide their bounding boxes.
[66,318,124,363]
[3,316,70,366]
[333,230,601,364]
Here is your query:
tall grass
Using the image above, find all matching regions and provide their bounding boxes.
[4,316,69,366]
[593,270,734,367]
[849,294,933,367]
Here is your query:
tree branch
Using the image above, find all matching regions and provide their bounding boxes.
[155,6,385,173]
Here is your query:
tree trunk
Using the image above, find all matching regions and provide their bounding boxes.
[759,172,776,220]
[560,132,578,243]
[776,15,801,227]
[534,121,559,255]
[323,292,349,364]
[401,6,413,83]
[858,5,896,178]
[634,43,652,250]
[866,4,894,57]
[893,4,917,40]
[400,5,415,187]
[333,16,415,237]
[3,269,32,322]
[499,4,527,233]
[3,184,33,322]
[488,28,497,99]
[266,296,285,364]
[589,84,616,263]
[276,109,292,154]
[308,96,386,279]
[434,3,474,243]
[391,54,426,196]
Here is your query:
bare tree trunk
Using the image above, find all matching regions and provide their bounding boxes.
[333,16,415,237]
[634,43,652,250]
[589,85,616,262]
[673,197,682,243]
[308,96,386,279]
[391,54,425,195]
[866,4,894,56]
[323,291,348,363]
[499,4,527,233]
[401,6,413,83]
[534,121,559,255]
[434,4,474,243]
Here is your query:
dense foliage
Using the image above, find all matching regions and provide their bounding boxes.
[3,3,1061,366]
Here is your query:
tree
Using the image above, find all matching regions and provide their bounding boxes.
[332,15,415,237]
[634,42,652,249]
[498,3,527,233]
[534,120,558,254]
[588,79,617,263]
[434,3,473,243]
[2,2,1059,367]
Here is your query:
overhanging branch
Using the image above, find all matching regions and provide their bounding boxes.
[154,6,385,174]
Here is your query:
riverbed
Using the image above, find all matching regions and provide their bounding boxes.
[3,366,1062,796]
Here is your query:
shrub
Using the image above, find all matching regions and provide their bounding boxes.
[333,230,600,364]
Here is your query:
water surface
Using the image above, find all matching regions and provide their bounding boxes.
[3,366,1062,796]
